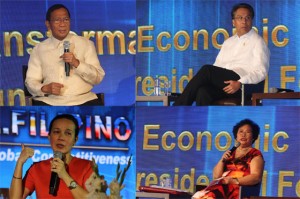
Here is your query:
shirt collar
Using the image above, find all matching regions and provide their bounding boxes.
[50,33,73,48]
[234,28,254,40]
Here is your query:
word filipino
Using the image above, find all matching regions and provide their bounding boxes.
[2,18,288,57]
[0,110,132,141]
[137,168,300,197]
[143,124,289,152]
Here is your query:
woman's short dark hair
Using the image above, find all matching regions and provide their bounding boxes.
[231,3,254,19]
[232,119,260,143]
[46,4,70,21]
[49,114,79,138]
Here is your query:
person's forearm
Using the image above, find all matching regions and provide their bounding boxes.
[236,174,261,186]
[9,161,24,199]
[70,186,89,199]
[61,174,89,199]
[213,159,225,179]
[25,79,45,97]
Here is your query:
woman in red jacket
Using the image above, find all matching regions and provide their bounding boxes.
[10,114,100,199]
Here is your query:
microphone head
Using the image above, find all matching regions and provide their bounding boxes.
[63,41,70,49]
[234,141,241,148]
[269,87,278,93]
[53,151,62,159]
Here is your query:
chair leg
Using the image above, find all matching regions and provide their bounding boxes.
[241,84,245,106]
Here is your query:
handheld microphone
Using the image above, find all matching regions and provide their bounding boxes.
[63,41,70,76]
[223,142,241,162]
[229,141,241,153]
[49,151,62,195]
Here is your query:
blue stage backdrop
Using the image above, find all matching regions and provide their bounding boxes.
[136,106,300,197]
[0,106,136,199]
[136,0,300,106]
[0,0,135,106]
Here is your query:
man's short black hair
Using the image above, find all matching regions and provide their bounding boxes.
[46,4,70,21]
[232,119,260,144]
[49,114,79,138]
[231,3,254,19]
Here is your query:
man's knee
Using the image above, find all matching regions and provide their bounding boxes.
[195,64,213,78]
[199,64,211,72]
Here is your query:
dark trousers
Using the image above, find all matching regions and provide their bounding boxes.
[173,65,241,106]
[32,97,103,106]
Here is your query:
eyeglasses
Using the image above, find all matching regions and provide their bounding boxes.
[234,16,252,22]
[51,17,70,24]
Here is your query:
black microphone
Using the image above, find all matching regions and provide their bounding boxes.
[49,151,62,195]
[63,41,70,76]
[229,141,241,153]
[223,142,241,162]
[269,87,294,93]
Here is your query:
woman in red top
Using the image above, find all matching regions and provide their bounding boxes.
[9,114,100,199]
[193,119,264,199]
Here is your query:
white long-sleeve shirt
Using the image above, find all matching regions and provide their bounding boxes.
[26,33,105,105]
[213,29,270,84]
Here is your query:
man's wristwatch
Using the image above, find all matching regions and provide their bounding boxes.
[68,180,77,190]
